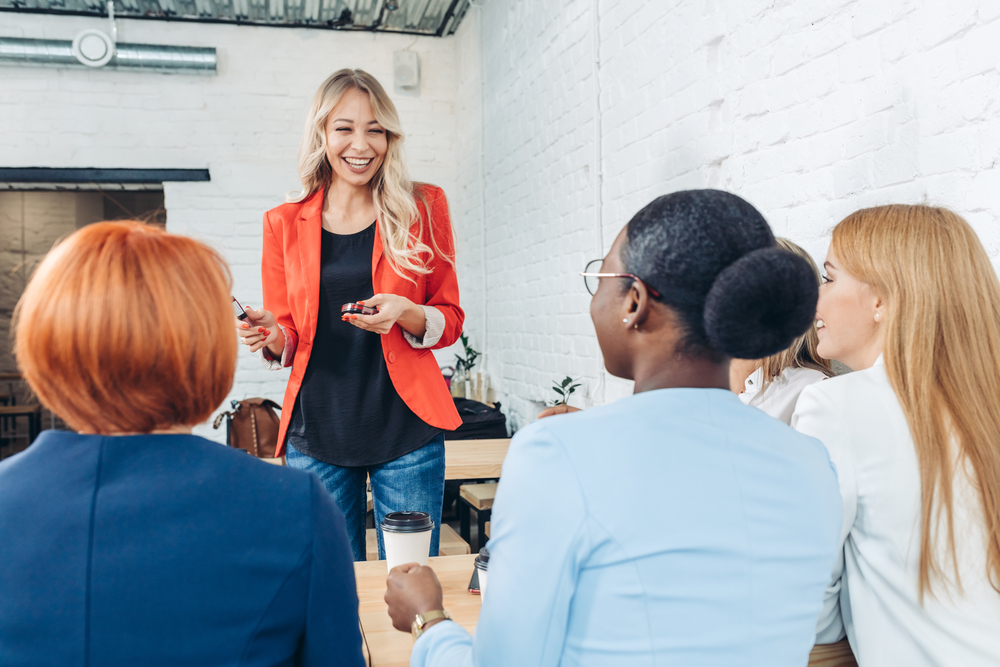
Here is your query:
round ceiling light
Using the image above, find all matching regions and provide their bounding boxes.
[71,30,115,68]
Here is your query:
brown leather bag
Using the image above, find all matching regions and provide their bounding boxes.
[212,398,283,461]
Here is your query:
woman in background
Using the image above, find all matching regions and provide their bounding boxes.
[793,205,1000,665]
[729,238,833,424]
[0,222,363,666]
[239,69,463,562]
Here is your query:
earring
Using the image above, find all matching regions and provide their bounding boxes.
[633,324,638,330]
[875,313,880,322]
[623,319,629,323]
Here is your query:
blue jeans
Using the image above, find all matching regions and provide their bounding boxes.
[286,435,445,562]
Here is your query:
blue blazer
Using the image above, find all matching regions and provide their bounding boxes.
[0,431,365,667]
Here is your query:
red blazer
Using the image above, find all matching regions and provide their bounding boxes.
[262,183,464,456]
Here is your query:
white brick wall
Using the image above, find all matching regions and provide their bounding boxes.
[456,0,1000,430]
[7,0,1000,439]
[0,13,464,440]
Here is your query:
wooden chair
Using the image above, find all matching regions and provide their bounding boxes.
[807,640,858,667]
[458,482,497,550]
[0,404,42,451]
[365,524,470,561]
[366,528,380,562]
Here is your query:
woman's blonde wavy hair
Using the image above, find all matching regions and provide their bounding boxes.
[757,238,833,387]
[291,68,450,279]
[833,204,1000,601]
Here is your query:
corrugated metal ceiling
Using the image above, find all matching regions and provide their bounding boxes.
[0,0,472,36]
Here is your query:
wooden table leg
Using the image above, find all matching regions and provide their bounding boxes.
[459,500,471,544]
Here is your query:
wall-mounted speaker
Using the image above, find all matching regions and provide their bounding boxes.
[394,50,420,90]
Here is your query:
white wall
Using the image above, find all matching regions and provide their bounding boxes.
[458,0,1000,431]
[0,13,465,440]
[7,1,1000,438]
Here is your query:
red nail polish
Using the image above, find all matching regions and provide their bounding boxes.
[242,323,249,329]
[351,315,358,320]
[265,331,271,336]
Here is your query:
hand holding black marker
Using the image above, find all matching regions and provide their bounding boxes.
[233,296,280,354]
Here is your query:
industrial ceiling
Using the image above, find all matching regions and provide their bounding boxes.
[0,0,472,36]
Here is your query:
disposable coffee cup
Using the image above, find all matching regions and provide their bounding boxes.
[475,546,490,601]
[381,511,434,571]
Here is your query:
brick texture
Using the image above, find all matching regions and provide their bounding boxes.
[456,0,1000,430]
[0,13,462,441]
[6,0,1000,438]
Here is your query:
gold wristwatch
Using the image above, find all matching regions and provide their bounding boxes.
[412,609,451,640]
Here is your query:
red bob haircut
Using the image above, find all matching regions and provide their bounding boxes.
[14,221,236,434]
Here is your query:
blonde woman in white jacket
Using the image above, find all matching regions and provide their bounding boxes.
[792,205,1000,666]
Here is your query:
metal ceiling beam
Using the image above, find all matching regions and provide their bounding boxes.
[0,168,211,183]
[0,0,471,35]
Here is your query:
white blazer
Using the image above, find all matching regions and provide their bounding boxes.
[792,357,1000,667]
[739,366,827,425]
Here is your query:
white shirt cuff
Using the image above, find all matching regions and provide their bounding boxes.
[402,305,445,349]
[257,323,294,370]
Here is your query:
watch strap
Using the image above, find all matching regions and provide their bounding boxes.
[412,609,451,640]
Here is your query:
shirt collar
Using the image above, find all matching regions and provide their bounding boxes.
[743,366,764,394]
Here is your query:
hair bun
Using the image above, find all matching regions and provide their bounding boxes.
[703,246,818,359]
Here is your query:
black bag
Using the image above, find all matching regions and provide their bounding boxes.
[445,398,508,440]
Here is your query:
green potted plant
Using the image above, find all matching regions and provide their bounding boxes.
[549,376,581,406]
[452,333,481,398]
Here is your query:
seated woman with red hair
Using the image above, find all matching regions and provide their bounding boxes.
[0,222,365,666]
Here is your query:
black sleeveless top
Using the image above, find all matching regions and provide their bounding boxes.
[285,223,440,467]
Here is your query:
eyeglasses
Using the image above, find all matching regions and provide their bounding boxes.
[580,259,662,298]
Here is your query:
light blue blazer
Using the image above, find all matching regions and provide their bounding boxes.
[414,388,842,666]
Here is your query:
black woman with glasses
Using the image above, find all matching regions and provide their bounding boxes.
[384,190,843,666]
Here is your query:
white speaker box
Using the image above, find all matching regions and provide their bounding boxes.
[393,50,420,90]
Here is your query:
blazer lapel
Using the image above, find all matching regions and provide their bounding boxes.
[298,190,323,340]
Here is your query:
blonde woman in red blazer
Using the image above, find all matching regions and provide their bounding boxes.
[236,69,463,562]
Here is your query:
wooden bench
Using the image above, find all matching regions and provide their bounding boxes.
[439,523,471,556]
[459,482,496,551]
[366,523,470,562]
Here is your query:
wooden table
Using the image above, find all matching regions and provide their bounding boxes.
[444,438,510,480]
[355,554,480,667]
[354,554,857,667]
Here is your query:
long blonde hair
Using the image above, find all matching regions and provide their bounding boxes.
[833,205,1000,600]
[292,68,450,279]
[758,238,833,385]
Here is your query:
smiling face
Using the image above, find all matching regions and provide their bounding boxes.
[816,248,884,370]
[324,87,388,188]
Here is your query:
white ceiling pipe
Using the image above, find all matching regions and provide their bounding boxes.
[0,37,217,74]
